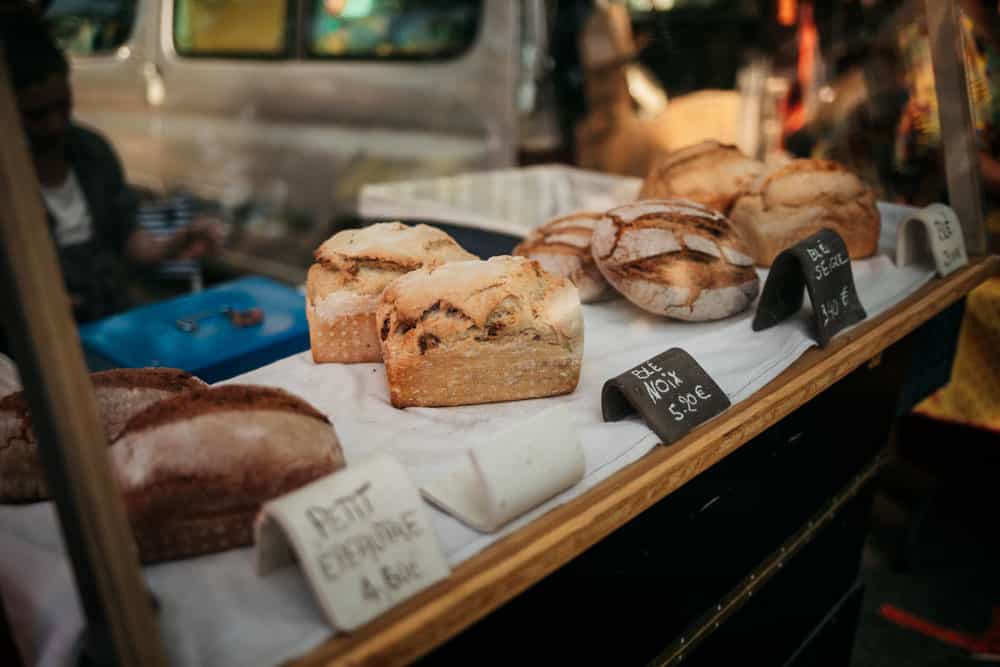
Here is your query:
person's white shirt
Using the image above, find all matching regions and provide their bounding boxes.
[40,169,93,247]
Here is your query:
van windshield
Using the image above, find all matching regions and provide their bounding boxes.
[307,0,481,60]
[46,0,138,56]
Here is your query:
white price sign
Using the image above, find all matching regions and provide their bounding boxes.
[256,454,450,632]
[896,203,969,277]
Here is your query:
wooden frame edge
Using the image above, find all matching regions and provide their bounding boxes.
[0,48,167,667]
[927,0,989,255]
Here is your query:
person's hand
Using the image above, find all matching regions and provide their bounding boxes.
[125,216,225,267]
[171,215,225,260]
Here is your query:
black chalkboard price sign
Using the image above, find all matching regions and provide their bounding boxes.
[602,348,731,445]
[752,229,867,347]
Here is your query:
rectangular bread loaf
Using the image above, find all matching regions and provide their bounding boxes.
[376,256,584,407]
[307,222,476,363]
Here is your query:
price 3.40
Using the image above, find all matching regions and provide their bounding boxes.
[668,385,713,421]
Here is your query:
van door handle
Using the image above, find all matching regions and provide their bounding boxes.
[142,63,165,107]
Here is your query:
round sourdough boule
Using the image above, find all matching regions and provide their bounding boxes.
[512,211,616,303]
[0,368,207,503]
[307,222,477,364]
[591,199,760,321]
[728,158,881,267]
[110,384,346,564]
[639,140,764,214]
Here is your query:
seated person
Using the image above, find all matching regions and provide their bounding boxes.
[3,14,222,326]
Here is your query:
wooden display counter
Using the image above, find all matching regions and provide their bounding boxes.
[287,257,998,666]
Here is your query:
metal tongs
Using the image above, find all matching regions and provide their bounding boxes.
[175,306,264,333]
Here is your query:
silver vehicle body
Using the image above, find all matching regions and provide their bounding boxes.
[63,1,534,277]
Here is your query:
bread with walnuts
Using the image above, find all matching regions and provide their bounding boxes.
[377,256,583,408]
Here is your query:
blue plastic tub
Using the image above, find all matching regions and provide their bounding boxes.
[79,276,309,384]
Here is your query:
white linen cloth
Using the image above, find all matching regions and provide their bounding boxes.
[0,204,934,667]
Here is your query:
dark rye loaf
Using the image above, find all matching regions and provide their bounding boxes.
[0,368,206,502]
[110,384,345,563]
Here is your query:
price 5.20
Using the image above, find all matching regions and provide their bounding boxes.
[668,385,712,421]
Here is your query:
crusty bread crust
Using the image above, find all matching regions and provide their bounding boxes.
[729,159,881,267]
[307,223,477,364]
[513,212,615,303]
[384,338,581,408]
[314,222,475,270]
[639,141,764,214]
[132,508,258,565]
[118,384,328,437]
[0,368,206,503]
[307,307,382,363]
[377,256,583,407]
[0,439,45,504]
[591,199,759,321]
[91,368,206,393]
[0,367,204,422]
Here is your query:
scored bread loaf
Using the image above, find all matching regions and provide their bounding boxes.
[639,140,764,214]
[377,256,583,408]
[306,222,477,364]
[0,368,206,502]
[728,159,881,267]
[111,384,345,563]
[591,199,760,321]
[513,212,616,303]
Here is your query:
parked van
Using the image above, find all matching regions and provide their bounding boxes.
[46,0,552,282]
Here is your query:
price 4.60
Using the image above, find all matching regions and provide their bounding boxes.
[360,560,423,603]
[668,385,712,421]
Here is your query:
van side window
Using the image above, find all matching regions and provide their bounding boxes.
[307,0,481,60]
[174,0,293,57]
[46,0,138,56]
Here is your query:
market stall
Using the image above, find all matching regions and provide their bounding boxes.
[1,2,997,666]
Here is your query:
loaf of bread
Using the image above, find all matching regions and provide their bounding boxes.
[111,384,345,563]
[0,368,206,502]
[377,256,583,407]
[639,140,764,214]
[307,222,477,364]
[512,212,616,303]
[591,199,760,321]
[728,159,881,267]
